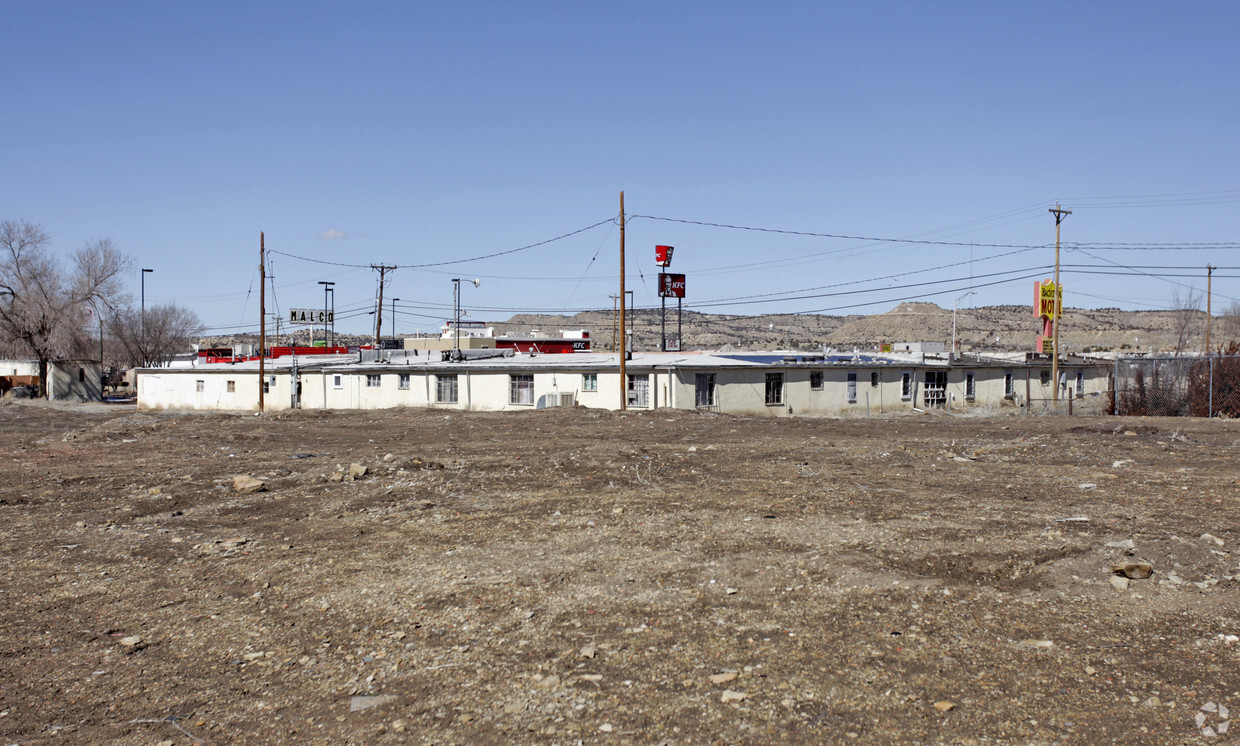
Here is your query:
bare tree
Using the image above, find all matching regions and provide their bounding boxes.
[1169,287,1203,357]
[107,303,204,368]
[0,220,131,396]
[1220,301,1240,347]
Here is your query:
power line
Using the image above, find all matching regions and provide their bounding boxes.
[266,218,615,270]
[628,213,1056,250]
[687,266,1050,310]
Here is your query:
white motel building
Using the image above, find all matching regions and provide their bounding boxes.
[135,347,1110,416]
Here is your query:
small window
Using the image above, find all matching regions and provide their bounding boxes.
[263,377,271,394]
[582,373,598,392]
[398,373,410,390]
[509,374,534,405]
[196,380,204,393]
[226,380,236,393]
[810,371,824,391]
[436,374,458,404]
[765,372,783,405]
[1040,370,1051,386]
[366,374,382,388]
[900,371,912,400]
[1004,371,1014,398]
[965,372,975,400]
[846,372,857,403]
[871,371,879,388]
[1075,370,1084,398]
[79,368,85,382]
[695,373,716,407]
[332,374,343,389]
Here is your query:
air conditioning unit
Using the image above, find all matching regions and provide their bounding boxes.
[546,392,575,408]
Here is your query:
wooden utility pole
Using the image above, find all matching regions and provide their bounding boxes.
[619,191,627,410]
[1206,264,1215,356]
[259,232,266,413]
[1049,203,1071,403]
[372,264,394,347]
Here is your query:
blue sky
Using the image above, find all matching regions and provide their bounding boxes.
[5,2,1238,337]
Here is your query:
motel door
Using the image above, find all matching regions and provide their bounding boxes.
[923,371,947,408]
[627,374,650,408]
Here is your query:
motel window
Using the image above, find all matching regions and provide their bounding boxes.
[333,374,343,389]
[398,373,410,390]
[582,373,598,392]
[810,371,824,391]
[1004,371,1014,398]
[509,374,534,405]
[627,374,650,408]
[900,371,912,400]
[1040,370,1051,386]
[367,374,382,388]
[965,372,976,400]
[765,372,784,406]
[436,374,458,404]
[196,380,204,393]
[695,373,716,407]
[1076,370,1084,398]
[846,372,857,403]
[871,371,879,388]
[226,380,236,394]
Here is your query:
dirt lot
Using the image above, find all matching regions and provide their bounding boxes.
[1,401,1238,745]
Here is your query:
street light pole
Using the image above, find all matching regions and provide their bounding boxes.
[318,281,334,348]
[141,268,153,366]
[451,279,480,361]
[952,290,975,360]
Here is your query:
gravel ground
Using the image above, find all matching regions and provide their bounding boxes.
[1,400,1238,745]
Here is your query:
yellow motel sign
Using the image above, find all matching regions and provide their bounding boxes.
[1035,280,1062,320]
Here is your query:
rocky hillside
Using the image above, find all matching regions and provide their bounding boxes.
[202,303,1238,355]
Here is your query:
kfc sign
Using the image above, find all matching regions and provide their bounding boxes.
[659,273,686,298]
[655,245,674,267]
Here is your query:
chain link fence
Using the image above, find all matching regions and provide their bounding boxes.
[1109,355,1240,417]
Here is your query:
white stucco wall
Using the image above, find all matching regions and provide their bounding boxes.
[137,358,1110,415]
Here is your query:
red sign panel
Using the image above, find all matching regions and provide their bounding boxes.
[659,273,686,298]
[655,245,674,267]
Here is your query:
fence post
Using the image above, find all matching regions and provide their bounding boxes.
[1026,370,1032,415]
[1113,357,1120,416]
[1209,356,1215,418]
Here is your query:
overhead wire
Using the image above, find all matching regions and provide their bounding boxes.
[266,218,615,270]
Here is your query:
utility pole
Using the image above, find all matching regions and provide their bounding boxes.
[371,264,394,348]
[619,191,627,410]
[1205,262,1215,356]
[259,232,266,413]
[1049,203,1071,403]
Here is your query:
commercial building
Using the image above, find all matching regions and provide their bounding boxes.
[136,347,1109,415]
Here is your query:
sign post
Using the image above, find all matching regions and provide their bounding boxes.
[658,273,686,351]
